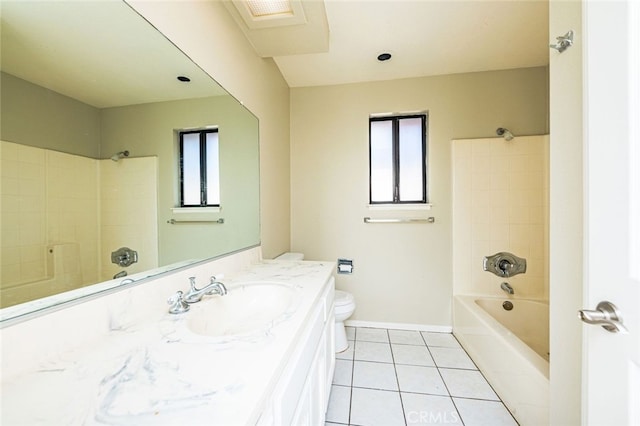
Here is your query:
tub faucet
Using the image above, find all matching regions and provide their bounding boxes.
[501,282,515,295]
[184,276,228,304]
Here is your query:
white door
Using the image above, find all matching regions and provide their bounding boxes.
[582,0,640,424]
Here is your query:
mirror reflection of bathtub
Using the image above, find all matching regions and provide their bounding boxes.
[0,1,259,313]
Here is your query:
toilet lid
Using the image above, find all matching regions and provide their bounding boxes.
[335,290,354,307]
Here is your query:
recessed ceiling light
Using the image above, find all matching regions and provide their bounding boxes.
[246,0,293,17]
[377,52,392,62]
[177,76,191,82]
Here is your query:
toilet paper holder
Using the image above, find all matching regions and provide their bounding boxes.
[337,258,354,274]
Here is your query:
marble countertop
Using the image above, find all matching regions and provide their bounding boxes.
[1,260,335,425]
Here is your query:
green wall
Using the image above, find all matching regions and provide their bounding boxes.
[100,95,260,265]
[1,72,101,158]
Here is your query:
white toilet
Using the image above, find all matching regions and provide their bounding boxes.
[275,252,356,353]
[333,290,356,352]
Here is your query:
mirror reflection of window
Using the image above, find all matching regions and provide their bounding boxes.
[179,129,220,207]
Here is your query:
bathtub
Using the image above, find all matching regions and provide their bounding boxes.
[0,244,83,308]
[453,295,549,426]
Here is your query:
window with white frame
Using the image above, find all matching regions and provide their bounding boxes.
[179,129,220,207]
[369,113,428,204]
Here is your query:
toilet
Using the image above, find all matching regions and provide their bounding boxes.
[275,252,356,353]
[333,290,356,352]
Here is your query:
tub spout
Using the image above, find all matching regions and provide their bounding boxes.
[501,282,514,295]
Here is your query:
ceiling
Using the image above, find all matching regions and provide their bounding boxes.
[0,1,227,108]
[228,0,550,88]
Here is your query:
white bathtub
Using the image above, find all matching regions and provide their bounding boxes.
[453,295,549,426]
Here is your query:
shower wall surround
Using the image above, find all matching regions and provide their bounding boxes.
[0,141,158,306]
[452,136,550,299]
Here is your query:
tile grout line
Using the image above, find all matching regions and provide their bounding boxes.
[348,327,356,426]
[336,328,519,425]
[387,328,408,426]
[419,330,466,425]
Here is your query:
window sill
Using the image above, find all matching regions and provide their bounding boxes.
[171,207,221,214]
[170,207,222,222]
[367,203,432,211]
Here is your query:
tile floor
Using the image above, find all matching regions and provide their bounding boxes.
[325,327,518,426]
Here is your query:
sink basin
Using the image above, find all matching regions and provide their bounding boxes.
[186,281,297,338]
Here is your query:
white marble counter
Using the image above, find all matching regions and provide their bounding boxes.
[0,259,335,425]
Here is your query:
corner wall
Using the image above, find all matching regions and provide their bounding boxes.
[290,67,549,326]
[548,0,583,423]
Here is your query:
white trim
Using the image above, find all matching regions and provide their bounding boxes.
[367,204,432,211]
[344,320,452,333]
[171,207,221,214]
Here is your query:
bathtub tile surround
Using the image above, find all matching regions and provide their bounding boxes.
[1,247,336,424]
[0,141,158,307]
[327,327,517,426]
[451,136,549,425]
[452,136,549,300]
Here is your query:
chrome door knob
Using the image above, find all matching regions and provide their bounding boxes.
[579,301,628,334]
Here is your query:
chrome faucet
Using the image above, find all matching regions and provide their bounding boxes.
[184,276,228,304]
[500,282,515,295]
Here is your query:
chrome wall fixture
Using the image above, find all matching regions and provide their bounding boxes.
[111,246,138,267]
[363,217,435,224]
[167,218,225,224]
[550,30,574,53]
[496,127,514,141]
[110,150,130,161]
[483,252,527,278]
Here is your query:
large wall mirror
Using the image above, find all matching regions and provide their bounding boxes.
[0,1,260,316]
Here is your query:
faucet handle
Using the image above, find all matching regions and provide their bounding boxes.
[167,291,190,314]
[188,276,198,291]
[209,274,225,283]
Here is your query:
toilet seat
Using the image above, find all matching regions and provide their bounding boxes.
[335,290,354,307]
[334,290,355,318]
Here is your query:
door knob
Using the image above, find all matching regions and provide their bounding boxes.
[578,301,628,334]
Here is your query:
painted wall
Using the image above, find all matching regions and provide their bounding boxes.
[290,67,549,326]
[128,0,291,259]
[0,72,101,158]
[100,96,260,266]
[548,0,583,424]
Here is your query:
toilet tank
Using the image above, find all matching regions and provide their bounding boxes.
[275,252,304,261]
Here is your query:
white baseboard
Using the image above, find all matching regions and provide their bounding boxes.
[344,320,452,333]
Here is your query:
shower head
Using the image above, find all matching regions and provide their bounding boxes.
[496,128,514,141]
[110,150,130,161]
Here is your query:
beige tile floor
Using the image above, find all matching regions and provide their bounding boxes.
[325,327,518,426]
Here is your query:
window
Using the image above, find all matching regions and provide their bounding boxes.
[179,129,220,207]
[369,114,427,204]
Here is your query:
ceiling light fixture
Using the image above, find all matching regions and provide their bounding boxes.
[377,52,392,62]
[246,0,293,17]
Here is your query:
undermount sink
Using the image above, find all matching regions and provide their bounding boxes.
[186,281,297,338]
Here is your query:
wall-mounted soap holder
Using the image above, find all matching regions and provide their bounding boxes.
[337,258,354,274]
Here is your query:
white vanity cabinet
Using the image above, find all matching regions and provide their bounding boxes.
[258,277,335,426]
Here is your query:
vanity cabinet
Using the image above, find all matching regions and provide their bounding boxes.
[258,278,335,426]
